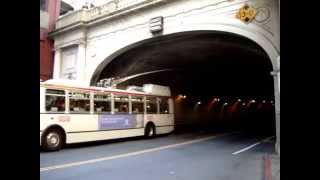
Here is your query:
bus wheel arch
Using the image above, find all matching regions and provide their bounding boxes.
[144,122,156,138]
[41,125,66,151]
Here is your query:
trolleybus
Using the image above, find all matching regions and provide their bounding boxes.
[40,79,174,151]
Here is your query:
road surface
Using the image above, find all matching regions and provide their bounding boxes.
[40,131,275,180]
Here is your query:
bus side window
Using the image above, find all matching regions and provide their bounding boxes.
[94,93,111,113]
[45,89,66,112]
[159,97,169,114]
[146,97,157,114]
[131,96,144,114]
[114,95,129,113]
[69,91,90,113]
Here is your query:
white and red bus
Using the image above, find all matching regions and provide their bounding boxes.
[40,79,174,151]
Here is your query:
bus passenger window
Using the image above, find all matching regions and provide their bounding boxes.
[69,91,90,113]
[131,96,144,114]
[146,97,157,114]
[160,97,169,114]
[114,95,129,113]
[94,93,111,113]
[45,89,65,112]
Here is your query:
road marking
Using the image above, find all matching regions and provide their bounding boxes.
[232,136,274,155]
[41,132,237,172]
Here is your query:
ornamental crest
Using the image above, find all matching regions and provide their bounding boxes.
[236,4,257,23]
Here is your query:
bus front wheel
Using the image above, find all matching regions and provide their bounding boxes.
[42,128,64,151]
[145,123,156,138]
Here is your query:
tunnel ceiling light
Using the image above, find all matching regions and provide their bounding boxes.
[251,100,256,103]
[197,101,201,105]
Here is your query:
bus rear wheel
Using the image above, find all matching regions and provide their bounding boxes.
[145,123,156,138]
[42,129,64,151]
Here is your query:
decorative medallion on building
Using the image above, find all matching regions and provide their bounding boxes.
[236,4,257,24]
[255,7,271,23]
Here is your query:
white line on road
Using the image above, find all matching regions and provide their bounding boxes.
[41,132,238,172]
[231,136,275,155]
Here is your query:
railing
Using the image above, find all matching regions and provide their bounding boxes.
[117,0,151,9]
[55,0,155,30]
[56,10,86,29]
[85,1,118,20]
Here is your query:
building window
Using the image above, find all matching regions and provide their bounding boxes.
[64,72,77,80]
[61,46,78,80]
[46,89,65,112]
[40,0,48,11]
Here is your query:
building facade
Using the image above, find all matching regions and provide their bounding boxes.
[49,0,280,153]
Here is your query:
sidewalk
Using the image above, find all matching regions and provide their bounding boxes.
[264,154,280,180]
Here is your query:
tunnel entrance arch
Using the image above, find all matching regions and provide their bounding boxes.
[90,30,279,154]
[90,30,278,85]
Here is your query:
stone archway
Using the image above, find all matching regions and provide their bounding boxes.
[90,29,280,154]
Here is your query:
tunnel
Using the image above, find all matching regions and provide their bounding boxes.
[90,31,276,137]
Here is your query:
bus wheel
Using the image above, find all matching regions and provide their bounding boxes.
[145,123,156,138]
[42,129,64,151]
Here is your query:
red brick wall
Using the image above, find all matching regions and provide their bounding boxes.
[47,0,61,32]
[40,38,54,81]
[40,0,61,81]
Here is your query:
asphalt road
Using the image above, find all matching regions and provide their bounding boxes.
[40,131,275,180]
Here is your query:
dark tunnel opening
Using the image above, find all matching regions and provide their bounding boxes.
[91,31,276,137]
